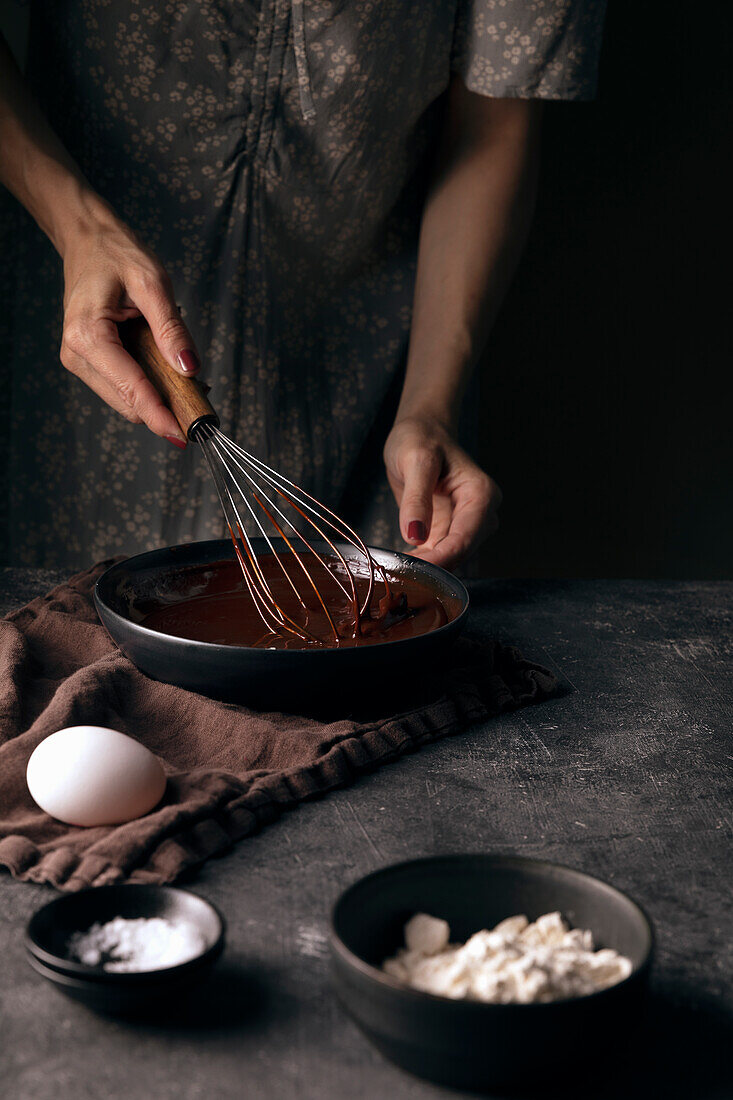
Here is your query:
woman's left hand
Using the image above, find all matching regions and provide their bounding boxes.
[383,416,502,570]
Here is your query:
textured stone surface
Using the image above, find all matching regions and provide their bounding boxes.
[1,570,731,1099]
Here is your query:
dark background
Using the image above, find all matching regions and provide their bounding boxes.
[2,1,730,576]
[476,1,731,577]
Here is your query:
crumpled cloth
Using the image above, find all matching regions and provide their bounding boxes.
[0,561,557,891]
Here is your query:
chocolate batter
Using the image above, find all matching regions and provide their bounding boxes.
[139,554,460,650]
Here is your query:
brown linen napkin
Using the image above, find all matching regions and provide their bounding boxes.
[0,560,557,891]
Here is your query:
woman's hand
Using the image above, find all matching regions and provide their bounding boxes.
[385,86,538,572]
[0,34,198,446]
[59,206,200,447]
[383,416,501,570]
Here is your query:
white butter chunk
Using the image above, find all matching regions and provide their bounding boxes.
[404,912,450,955]
[382,911,633,1004]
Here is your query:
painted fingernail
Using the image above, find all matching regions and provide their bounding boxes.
[407,521,426,542]
[165,435,187,450]
[177,349,200,375]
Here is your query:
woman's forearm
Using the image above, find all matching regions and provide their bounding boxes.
[0,32,111,254]
[397,79,542,430]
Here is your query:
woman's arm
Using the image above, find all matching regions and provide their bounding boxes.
[0,33,198,446]
[384,77,542,568]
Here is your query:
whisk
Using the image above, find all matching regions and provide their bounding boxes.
[124,319,383,646]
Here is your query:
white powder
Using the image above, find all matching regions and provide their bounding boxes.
[382,911,633,1003]
[67,916,206,973]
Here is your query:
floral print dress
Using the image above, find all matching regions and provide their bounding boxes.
[3,0,605,567]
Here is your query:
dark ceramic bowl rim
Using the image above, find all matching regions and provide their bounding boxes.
[25,884,226,982]
[24,949,218,990]
[24,941,222,984]
[93,539,470,657]
[330,853,654,1011]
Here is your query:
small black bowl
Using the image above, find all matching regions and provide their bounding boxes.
[330,854,653,1093]
[25,885,225,1013]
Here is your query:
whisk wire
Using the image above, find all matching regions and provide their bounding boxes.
[196,423,376,645]
[210,430,357,608]
[207,427,376,615]
[207,430,344,608]
[205,432,340,642]
[200,434,314,641]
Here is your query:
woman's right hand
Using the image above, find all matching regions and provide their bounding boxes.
[0,34,198,446]
[59,205,200,448]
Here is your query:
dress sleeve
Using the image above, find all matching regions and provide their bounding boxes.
[451,0,607,101]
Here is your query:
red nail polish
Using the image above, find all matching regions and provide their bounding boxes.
[407,520,426,542]
[177,349,200,375]
[165,435,187,450]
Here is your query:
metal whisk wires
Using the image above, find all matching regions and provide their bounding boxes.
[195,424,376,646]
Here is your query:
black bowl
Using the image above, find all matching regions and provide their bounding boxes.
[94,538,469,708]
[24,951,219,1014]
[25,885,225,1013]
[330,854,654,1093]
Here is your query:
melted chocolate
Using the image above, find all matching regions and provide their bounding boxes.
[139,555,460,650]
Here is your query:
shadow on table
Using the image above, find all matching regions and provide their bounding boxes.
[509,986,733,1100]
[129,956,295,1034]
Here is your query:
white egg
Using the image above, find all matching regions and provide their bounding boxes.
[26,726,167,827]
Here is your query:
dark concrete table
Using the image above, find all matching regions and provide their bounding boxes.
[1,570,731,1100]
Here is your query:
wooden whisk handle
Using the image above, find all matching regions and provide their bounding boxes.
[120,317,219,440]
